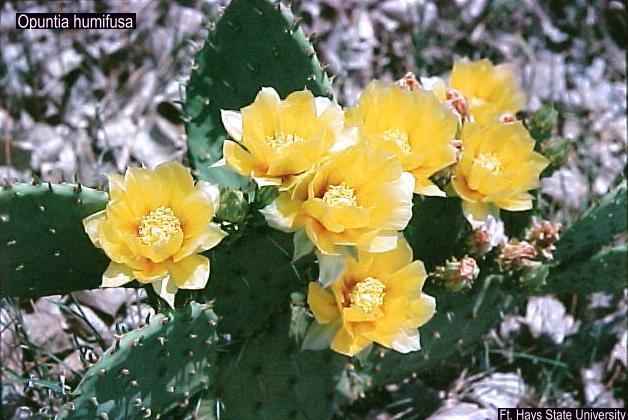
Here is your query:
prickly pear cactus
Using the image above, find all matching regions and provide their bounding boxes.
[58,302,219,420]
[1,1,626,419]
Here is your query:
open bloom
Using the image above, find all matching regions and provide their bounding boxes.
[83,162,226,307]
[346,81,458,197]
[452,122,549,225]
[261,141,414,257]
[304,238,435,356]
[220,87,346,187]
[449,58,526,124]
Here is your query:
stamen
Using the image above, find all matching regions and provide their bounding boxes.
[474,153,502,175]
[265,133,304,150]
[322,183,358,207]
[382,129,411,153]
[350,277,386,314]
[138,207,182,246]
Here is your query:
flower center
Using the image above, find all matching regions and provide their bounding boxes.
[350,277,386,314]
[382,128,411,153]
[138,207,182,246]
[266,133,304,150]
[474,153,502,175]
[322,183,358,207]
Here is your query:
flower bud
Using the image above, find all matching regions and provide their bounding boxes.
[527,104,558,142]
[445,88,470,122]
[499,113,517,124]
[396,72,422,91]
[217,188,249,223]
[289,292,310,343]
[467,215,507,256]
[497,240,538,272]
[525,218,562,260]
[540,137,570,175]
[434,256,480,291]
[254,185,279,209]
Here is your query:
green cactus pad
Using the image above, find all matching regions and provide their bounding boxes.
[215,312,345,420]
[202,228,346,420]
[184,0,334,187]
[545,245,627,295]
[405,196,467,271]
[0,183,108,298]
[59,302,219,420]
[556,181,627,262]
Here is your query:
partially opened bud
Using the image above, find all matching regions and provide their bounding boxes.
[434,256,480,292]
[396,72,422,91]
[497,240,538,272]
[467,215,507,256]
[525,218,562,260]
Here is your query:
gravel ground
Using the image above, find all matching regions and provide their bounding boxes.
[1,0,626,418]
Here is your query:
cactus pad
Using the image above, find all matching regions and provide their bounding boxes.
[0,183,108,298]
[556,181,627,262]
[59,302,219,420]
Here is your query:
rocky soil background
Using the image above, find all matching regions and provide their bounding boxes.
[1,0,626,418]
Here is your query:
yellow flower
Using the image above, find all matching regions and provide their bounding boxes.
[449,58,526,124]
[346,81,458,196]
[82,162,226,307]
[261,141,415,257]
[220,87,347,188]
[452,122,549,226]
[304,238,435,356]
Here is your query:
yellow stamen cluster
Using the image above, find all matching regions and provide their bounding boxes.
[138,207,182,246]
[382,128,412,153]
[266,133,305,150]
[474,153,502,175]
[349,277,386,314]
[322,183,358,207]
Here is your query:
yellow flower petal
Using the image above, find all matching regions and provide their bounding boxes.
[450,59,525,124]
[133,261,168,283]
[220,109,243,141]
[168,254,210,289]
[173,223,226,263]
[406,295,436,328]
[223,140,262,177]
[152,277,177,308]
[101,262,135,288]
[83,210,106,248]
[366,237,414,278]
[173,191,213,239]
[413,178,447,197]
[331,327,372,357]
[390,329,422,353]
[124,167,167,216]
[494,193,534,211]
[307,282,340,324]
[153,161,196,204]
[461,201,497,228]
[107,174,126,201]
